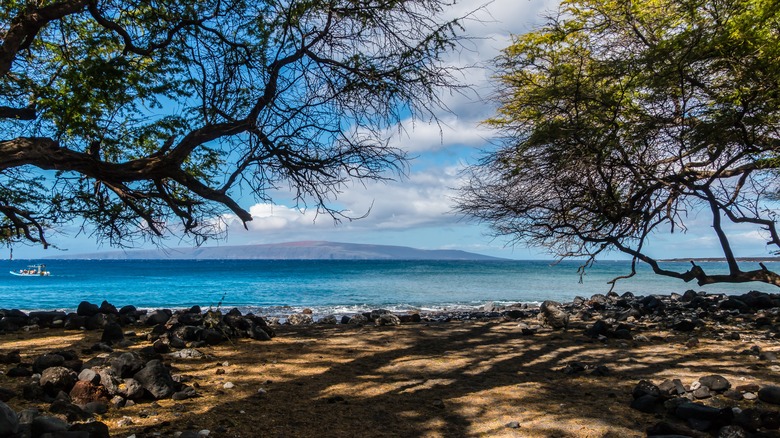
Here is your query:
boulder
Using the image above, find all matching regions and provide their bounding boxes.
[632,380,660,399]
[699,375,730,392]
[0,350,21,364]
[629,394,658,413]
[145,309,172,326]
[39,367,76,395]
[248,325,272,341]
[30,415,69,436]
[69,380,109,406]
[675,401,730,422]
[101,322,124,344]
[0,387,16,402]
[33,353,65,373]
[133,359,176,399]
[318,315,338,325]
[119,378,145,400]
[584,320,609,338]
[70,421,110,438]
[348,314,368,325]
[118,305,137,315]
[0,400,18,436]
[29,311,66,327]
[110,352,145,378]
[287,313,314,325]
[97,367,121,396]
[77,369,101,385]
[758,385,780,405]
[99,300,119,315]
[76,301,100,317]
[376,314,401,326]
[539,300,569,330]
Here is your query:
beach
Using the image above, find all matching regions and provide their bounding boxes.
[1,292,780,437]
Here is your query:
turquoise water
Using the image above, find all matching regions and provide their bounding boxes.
[1,259,778,314]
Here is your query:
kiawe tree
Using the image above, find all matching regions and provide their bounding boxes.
[458,0,780,287]
[0,0,466,249]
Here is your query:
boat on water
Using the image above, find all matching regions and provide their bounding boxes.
[10,264,51,277]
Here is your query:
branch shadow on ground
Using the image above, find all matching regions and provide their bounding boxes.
[123,319,777,438]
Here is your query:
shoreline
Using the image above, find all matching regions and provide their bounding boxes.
[0,290,779,437]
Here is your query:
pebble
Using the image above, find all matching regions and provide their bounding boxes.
[693,386,712,399]
[223,382,235,389]
[505,421,520,429]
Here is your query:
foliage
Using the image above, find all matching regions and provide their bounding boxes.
[458,0,780,287]
[0,0,466,248]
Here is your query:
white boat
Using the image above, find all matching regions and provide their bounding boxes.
[10,264,51,276]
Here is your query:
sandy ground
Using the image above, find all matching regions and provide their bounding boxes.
[1,317,779,437]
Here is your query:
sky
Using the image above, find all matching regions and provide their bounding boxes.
[11,0,778,260]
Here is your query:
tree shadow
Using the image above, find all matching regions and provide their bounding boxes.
[115,319,779,438]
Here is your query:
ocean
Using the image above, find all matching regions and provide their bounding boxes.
[1,259,779,316]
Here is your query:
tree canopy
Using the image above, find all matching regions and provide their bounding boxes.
[458,0,780,287]
[0,0,466,249]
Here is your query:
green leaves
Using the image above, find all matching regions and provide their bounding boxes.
[459,0,780,287]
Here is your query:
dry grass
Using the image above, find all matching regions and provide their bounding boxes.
[1,318,778,437]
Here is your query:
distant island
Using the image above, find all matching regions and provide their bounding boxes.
[660,257,780,263]
[51,241,505,261]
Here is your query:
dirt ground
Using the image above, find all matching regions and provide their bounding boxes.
[1,317,779,437]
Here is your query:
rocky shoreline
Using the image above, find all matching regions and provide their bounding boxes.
[0,288,778,437]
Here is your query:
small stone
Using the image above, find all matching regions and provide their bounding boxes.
[693,386,712,399]
[743,392,757,400]
[223,382,235,389]
[432,399,444,409]
[724,389,743,400]
[78,368,101,385]
[505,421,520,429]
[718,424,750,438]
[632,380,660,399]
[82,401,108,415]
[169,348,205,360]
[110,395,125,408]
[760,351,778,362]
[562,362,585,375]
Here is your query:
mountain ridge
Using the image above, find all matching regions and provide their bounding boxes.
[49,241,505,261]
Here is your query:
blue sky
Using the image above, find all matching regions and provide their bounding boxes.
[11,0,778,260]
